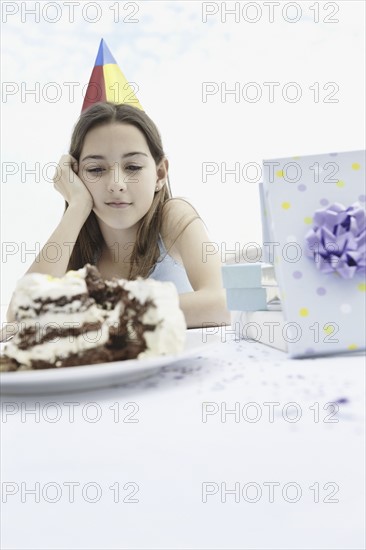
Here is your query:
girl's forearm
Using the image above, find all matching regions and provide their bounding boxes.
[179,288,231,329]
[26,204,91,277]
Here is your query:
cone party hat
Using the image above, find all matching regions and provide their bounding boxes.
[82,39,143,112]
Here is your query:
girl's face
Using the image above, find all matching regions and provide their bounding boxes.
[78,123,166,230]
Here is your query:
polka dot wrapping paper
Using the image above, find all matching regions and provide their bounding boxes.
[261,150,366,358]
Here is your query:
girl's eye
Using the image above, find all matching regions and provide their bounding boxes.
[126,166,142,172]
[86,167,104,174]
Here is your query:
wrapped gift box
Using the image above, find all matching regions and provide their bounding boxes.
[222,263,280,311]
[222,262,277,288]
[231,310,288,352]
[225,287,280,311]
[261,149,366,358]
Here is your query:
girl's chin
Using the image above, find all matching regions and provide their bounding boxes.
[93,211,134,230]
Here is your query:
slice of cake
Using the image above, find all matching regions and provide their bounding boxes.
[0,265,186,371]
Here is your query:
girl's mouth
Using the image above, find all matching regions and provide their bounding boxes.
[105,202,132,209]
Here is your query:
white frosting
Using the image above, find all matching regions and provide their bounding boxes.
[13,268,88,316]
[16,306,106,329]
[119,278,186,357]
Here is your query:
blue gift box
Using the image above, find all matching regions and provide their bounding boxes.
[225,287,279,311]
[221,262,276,288]
[222,263,280,311]
[262,149,366,358]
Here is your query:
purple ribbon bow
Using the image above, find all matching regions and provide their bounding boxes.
[305,202,366,279]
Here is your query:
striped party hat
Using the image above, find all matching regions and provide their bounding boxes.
[82,38,143,112]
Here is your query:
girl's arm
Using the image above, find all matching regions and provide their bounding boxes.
[6,155,93,323]
[161,199,231,328]
[25,154,93,277]
[25,203,91,277]
[5,204,90,323]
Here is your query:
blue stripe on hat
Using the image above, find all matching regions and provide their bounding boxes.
[94,38,117,66]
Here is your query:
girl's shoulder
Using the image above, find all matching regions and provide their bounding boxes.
[161,198,202,238]
[160,197,203,258]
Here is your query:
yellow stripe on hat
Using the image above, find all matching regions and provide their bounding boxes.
[103,64,143,110]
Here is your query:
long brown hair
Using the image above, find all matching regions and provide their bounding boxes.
[66,102,199,279]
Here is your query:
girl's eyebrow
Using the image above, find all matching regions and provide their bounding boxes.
[81,152,148,162]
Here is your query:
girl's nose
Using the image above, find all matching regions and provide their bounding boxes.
[107,165,127,192]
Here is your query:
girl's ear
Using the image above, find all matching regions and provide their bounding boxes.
[156,157,169,187]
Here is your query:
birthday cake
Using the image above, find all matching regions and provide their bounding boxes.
[0,264,186,371]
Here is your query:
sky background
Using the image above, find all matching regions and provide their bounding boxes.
[1,0,365,313]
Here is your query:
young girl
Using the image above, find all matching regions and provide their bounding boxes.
[6,102,230,328]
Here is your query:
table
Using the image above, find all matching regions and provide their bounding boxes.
[1,329,365,550]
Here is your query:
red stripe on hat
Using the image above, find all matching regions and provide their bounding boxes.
[81,65,107,112]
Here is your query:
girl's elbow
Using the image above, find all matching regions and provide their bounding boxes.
[203,288,231,326]
[216,291,231,325]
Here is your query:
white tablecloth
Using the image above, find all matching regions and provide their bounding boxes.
[1,329,365,550]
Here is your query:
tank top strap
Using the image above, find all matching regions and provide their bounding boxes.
[157,235,167,255]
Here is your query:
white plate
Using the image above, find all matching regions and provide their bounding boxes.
[0,329,212,395]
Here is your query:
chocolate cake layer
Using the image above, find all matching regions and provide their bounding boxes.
[16,321,104,349]
[2,339,146,371]
[0,354,20,372]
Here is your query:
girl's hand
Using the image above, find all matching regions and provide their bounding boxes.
[53,154,94,211]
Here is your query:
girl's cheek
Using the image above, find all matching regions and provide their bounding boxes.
[86,179,101,193]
